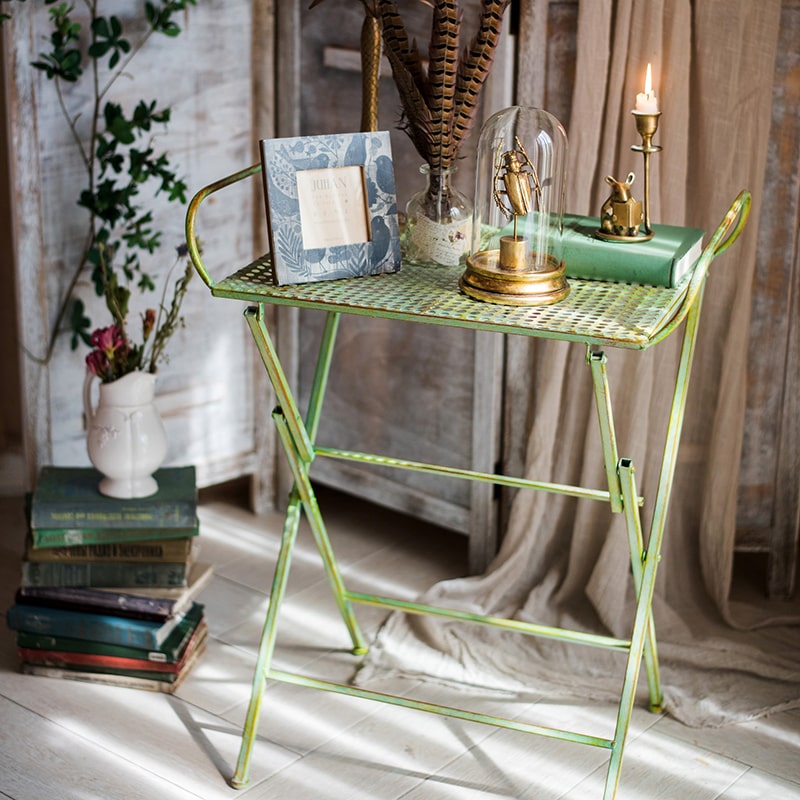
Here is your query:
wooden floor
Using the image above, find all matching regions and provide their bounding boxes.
[1,483,799,800]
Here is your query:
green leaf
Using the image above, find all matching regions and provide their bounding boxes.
[137,273,156,292]
[108,117,135,146]
[69,298,91,351]
[32,46,82,82]
[88,40,111,58]
[168,178,188,204]
[91,16,109,38]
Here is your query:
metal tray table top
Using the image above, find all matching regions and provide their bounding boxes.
[212,254,691,350]
[188,165,748,353]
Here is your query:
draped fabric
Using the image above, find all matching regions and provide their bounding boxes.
[356,0,800,727]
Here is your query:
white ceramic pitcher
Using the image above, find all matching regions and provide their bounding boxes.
[83,369,168,499]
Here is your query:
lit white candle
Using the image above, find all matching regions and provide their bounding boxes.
[634,63,659,114]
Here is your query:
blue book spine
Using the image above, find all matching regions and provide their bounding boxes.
[6,603,165,649]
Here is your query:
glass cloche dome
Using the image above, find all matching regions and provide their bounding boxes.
[459,106,570,306]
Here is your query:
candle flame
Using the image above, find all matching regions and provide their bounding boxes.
[645,63,653,95]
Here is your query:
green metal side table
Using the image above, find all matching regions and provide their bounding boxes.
[186,169,750,799]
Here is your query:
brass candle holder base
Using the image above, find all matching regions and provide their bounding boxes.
[460,247,569,306]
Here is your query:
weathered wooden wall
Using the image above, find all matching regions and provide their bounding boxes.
[2,1,275,499]
[0,30,23,490]
[286,0,512,572]
[735,0,800,595]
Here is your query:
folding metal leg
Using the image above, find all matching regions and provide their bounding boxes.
[588,350,624,514]
[231,492,302,788]
[272,409,367,655]
[588,349,661,711]
[601,289,706,800]
[618,458,662,714]
[232,306,366,789]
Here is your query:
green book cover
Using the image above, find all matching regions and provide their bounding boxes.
[561,214,705,288]
[15,603,204,662]
[20,637,206,693]
[18,622,208,676]
[20,559,191,589]
[30,522,198,549]
[30,466,197,541]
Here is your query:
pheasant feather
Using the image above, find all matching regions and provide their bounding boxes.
[426,0,460,171]
[377,0,509,169]
[383,44,435,159]
[379,0,429,102]
[451,0,510,154]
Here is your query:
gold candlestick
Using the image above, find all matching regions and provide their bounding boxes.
[631,111,662,237]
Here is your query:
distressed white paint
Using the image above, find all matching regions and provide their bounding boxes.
[4,1,274,498]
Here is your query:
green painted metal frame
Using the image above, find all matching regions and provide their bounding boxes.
[186,176,750,798]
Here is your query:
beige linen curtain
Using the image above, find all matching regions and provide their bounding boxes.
[357,0,800,727]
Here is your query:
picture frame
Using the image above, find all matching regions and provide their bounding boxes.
[259,131,402,286]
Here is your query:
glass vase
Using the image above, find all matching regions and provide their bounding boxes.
[404,164,473,266]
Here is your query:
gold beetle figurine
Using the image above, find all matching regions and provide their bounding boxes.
[493,136,542,235]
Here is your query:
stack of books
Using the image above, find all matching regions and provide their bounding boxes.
[6,466,212,693]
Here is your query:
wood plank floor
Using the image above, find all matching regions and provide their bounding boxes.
[1,484,799,800]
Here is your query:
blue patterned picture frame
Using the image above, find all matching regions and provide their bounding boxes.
[259,131,402,286]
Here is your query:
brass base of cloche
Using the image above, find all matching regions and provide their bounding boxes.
[459,248,570,307]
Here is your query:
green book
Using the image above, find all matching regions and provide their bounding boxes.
[24,662,180,682]
[19,635,206,693]
[30,466,197,547]
[561,214,705,288]
[18,621,208,675]
[29,522,198,549]
[20,559,191,589]
[15,603,205,662]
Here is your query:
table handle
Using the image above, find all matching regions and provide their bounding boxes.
[651,189,752,346]
[689,189,752,293]
[184,162,263,288]
[707,188,752,258]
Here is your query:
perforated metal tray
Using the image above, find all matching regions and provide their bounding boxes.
[212,255,692,350]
